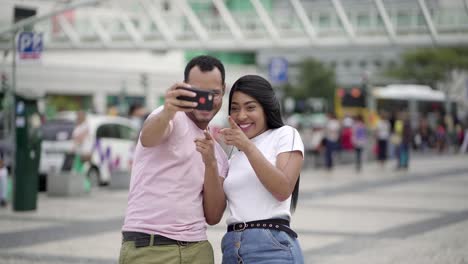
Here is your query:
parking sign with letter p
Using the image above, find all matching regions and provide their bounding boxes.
[17,32,43,61]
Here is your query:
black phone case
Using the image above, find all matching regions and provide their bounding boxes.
[176,87,214,111]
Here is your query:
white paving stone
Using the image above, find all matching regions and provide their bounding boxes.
[0,219,65,234]
[1,154,467,264]
[7,231,121,260]
[304,191,468,212]
[293,206,438,234]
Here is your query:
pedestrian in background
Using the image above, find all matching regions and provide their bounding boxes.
[460,123,468,154]
[435,121,447,153]
[219,75,305,264]
[395,112,412,170]
[72,111,92,162]
[127,103,147,131]
[375,112,390,167]
[0,158,8,208]
[352,115,367,172]
[120,55,228,264]
[324,112,341,170]
[67,110,93,175]
[340,116,354,152]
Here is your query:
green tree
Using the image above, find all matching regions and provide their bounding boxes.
[285,58,337,106]
[384,47,468,89]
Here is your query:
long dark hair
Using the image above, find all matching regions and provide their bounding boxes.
[228,75,300,212]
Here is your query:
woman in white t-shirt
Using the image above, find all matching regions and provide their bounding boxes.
[219,75,304,264]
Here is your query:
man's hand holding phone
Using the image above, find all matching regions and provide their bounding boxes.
[163,83,198,118]
[176,87,214,111]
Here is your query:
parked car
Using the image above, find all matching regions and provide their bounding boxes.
[39,113,138,190]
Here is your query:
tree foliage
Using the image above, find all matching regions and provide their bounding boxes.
[384,47,468,89]
[284,58,336,105]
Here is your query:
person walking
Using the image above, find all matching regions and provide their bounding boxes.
[72,110,92,160]
[0,158,8,208]
[70,110,93,176]
[395,112,412,170]
[375,112,391,167]
[119,55,228,264]
[352,115,367,172]
[324,112,341,170]
[219,75,305,264]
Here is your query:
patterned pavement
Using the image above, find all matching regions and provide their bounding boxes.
[0,153,467,264]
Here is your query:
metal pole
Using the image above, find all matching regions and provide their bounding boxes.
[11,30,17,202]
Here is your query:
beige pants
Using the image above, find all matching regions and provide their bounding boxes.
[119,240,214,264]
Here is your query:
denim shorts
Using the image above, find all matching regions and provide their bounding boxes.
[221,228,304,264]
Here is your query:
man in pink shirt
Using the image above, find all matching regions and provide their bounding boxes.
[120,56,228,264]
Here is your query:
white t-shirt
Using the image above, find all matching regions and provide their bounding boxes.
[223,126,304,225]
[72,122,93,155]
[376,119,391,140]
[325,119,341,142]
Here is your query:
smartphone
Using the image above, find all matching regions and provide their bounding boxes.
[176,87,214,111]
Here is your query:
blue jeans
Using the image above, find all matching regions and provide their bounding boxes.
[324,140,338,169]
[221,228,304,264]
[397,143,410,168]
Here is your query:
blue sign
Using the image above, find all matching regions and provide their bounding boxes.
[268,57,288,85]
[17,32,43,60]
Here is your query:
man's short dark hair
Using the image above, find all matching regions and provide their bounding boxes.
[184,55,225,84]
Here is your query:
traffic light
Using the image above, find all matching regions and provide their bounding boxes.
[338,87,367,107]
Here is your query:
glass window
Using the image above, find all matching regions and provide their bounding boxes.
[319,13,331,28]
[96,124,119,139]
[131,18,140,29]
[357,13,370,27]
[397,11,411,27]
[359,60,367,68]
[417,13,426,26]
[118,124,135,140]
[376,15,385,27]
[41,120,75,141]
[343,60,352,68]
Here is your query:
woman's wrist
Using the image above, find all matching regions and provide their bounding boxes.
[242,141,256,155]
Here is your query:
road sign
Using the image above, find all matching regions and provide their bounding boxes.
[17,32,43,61]
[268,57,288,85]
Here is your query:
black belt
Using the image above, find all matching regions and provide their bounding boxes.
[227,218,298,238]
[122,231,198,248]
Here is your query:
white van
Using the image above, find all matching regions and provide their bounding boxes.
[39,113,138,189]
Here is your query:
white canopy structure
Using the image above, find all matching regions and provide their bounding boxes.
[1,0,468,51]
[372,84,446,102]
